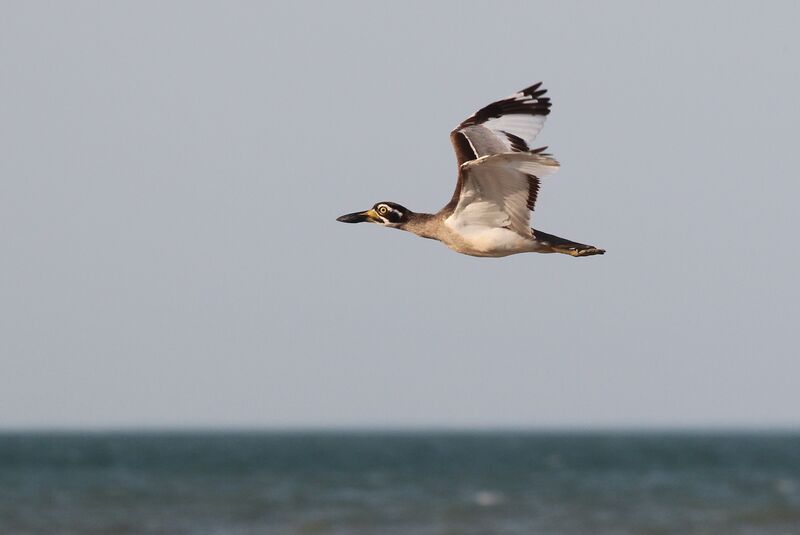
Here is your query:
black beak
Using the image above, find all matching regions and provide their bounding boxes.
[336,209,379,223]
[336,211,369,223]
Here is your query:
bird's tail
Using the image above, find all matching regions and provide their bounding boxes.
[532,229,605,257]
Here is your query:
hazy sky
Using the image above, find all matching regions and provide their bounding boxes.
[2,1,799,429]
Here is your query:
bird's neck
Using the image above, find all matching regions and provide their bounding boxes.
[400,212,439,240]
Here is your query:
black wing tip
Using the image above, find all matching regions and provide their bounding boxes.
[517,82,550,110]
[519,82,548,98]
[460,83,552,128]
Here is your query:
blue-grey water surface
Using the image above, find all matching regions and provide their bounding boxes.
[1,432,799,534]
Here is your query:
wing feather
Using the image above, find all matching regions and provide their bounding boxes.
[444,83,554,216]
[449,82,552,166]
[446,152,560,237]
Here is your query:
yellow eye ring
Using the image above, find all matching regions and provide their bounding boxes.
[378,206,388,214]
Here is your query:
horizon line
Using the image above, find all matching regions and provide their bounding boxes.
[1,424,798,434]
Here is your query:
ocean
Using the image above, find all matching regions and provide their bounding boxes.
[1,432,799,534]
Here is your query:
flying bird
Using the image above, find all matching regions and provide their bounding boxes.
[337,83,605,258]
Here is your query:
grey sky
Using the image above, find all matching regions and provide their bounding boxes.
[1,1,798,429]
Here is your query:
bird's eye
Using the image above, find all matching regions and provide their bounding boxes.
[378,206,388,214]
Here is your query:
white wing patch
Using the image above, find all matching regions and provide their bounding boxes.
[477,114,547,153]
[452,83,551,161]
[446,152,560,238]
[469,152,560,178]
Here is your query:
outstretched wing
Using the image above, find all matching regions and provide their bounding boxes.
[450,82,551,166]
[446,151,560,237]
[446,83,553,212]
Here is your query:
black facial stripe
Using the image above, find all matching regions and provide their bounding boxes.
[386,210,402,223]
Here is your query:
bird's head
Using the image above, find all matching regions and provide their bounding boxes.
[336,202,410,228]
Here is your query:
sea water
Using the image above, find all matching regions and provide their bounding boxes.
[1,432,799,534]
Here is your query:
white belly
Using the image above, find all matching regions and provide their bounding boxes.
[443,224,539,257]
